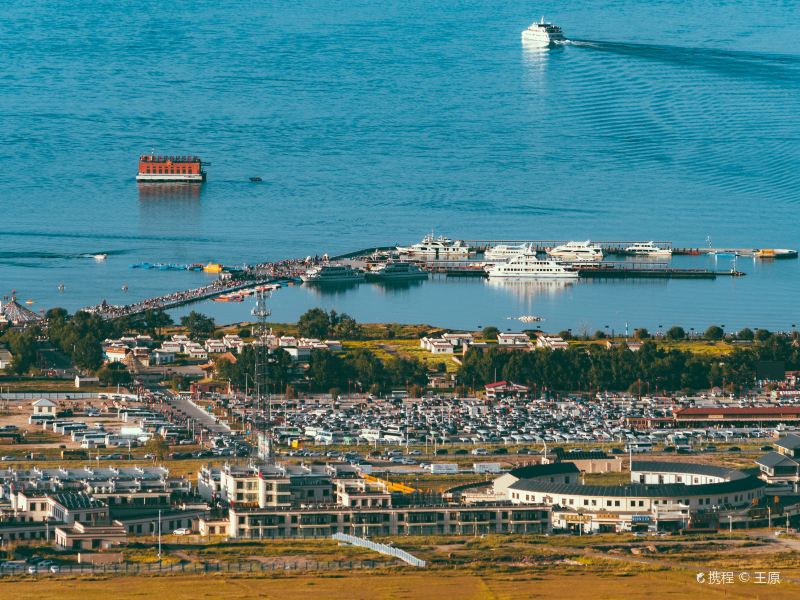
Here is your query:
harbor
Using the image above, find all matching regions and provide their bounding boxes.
[74,235,798,329]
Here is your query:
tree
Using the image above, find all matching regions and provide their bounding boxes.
[180,311,215,340]
[634,328,650,340]
[4,330,37,374]
[143,309,174,337]
[558,330,572,340]
[331,314,363,340]
[666,326,685,341]
[754,328,772,342]
[737,328,754,341]
[144,435,169,461]
[705,325,724,341]
[73,336,103,370]
[481,326,500,341]
[298,308,331,339]
[593,330,607,340]
[45,307,68,322]
[98,362,132,386]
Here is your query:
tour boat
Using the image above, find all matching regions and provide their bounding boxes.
[624,242,672,257]
[301,264,366,283]
[485,254,578,279]
[484,243,535,262]
[547,240,603,262]
[136,154,206,183]
[396,234,470,258]
[521,17,566,47]
[366,261,429,281]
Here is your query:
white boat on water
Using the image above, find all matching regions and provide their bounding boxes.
[625,242,672,257]
[93,254,108,261]
[366,261,429,281]
[484,243,535,262]
[521,17,565,47]
[547,240,603,262]
[485,254,578,279]
[301,264,365,284]
[396,234,470,258]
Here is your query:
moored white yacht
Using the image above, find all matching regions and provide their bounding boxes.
[624,242,672,257]
[484,242,535,262]
[366,261,429,280]
[396,234,470,259]
[521,17,566,47]
[485,254,578,279]
[301,263,365,283]
[547,240,603,262]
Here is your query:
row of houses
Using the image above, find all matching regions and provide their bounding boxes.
[419,332,569,355]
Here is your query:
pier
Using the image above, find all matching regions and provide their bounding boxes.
[418,259,742,279]
[461,239,797,258]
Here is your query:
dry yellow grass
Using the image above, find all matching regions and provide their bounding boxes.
[0,569,796,599]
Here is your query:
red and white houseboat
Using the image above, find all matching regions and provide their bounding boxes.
[136,154,206,183]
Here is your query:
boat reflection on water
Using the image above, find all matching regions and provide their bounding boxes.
[302,280,364,297]
[371,278,427,294]
[485,277,574,299]
[137,182,204,200]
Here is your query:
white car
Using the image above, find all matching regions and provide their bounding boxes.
[173,528,191,535]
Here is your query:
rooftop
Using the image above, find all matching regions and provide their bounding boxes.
[509,475,765,499]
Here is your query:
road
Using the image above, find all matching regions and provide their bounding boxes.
[162,391,230,435]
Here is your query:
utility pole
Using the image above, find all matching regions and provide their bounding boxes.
[157,509,162,560]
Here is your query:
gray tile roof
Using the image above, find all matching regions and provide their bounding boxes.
[632,461,746,480]
[509,475,765,498]
[775,434,800,451]
[756,451,800,469]
[508,463,581,479]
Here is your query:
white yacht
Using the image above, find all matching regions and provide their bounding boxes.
[521,17,566,47]
[485,254,578,279]
[484,242,535,262]
[301,263,365,283]
[366,261,428,280]
[624,242,672,257]
[547,240,603,262]
[396,234,470,258]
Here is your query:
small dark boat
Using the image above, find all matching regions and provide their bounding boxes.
[249,176,263,183]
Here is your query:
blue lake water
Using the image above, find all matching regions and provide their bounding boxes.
[1,0,799,331]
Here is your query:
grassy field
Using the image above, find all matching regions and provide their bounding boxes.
[1,530,798,598]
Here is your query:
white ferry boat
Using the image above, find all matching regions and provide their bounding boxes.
[366,261,428,280]
[484,242,535,262]
[301,264,365,283]
[485,254,578,279]
[547,240,603,262]
[396,234,470,258]
[521,17,565,47]
[625,242,672,257]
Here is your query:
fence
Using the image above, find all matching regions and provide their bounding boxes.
[0,559,380,577]
[0,392,96,401]
[332,533,426,567]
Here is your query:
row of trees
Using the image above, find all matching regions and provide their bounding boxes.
[306,349,428,394]
[458,334,800,393]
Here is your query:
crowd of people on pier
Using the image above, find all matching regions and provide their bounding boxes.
[80,254,330,320]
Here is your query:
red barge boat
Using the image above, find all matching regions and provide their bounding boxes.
[137,154,206,183]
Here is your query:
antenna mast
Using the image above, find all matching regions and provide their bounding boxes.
[252,289,272,462]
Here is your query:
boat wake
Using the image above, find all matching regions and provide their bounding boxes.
[568,39,800,83]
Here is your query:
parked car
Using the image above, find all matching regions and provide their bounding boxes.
[173,528,191,535]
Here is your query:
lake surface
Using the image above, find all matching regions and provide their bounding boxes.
[2,0,799,331]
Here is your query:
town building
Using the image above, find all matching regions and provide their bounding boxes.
[536,335,569,350]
